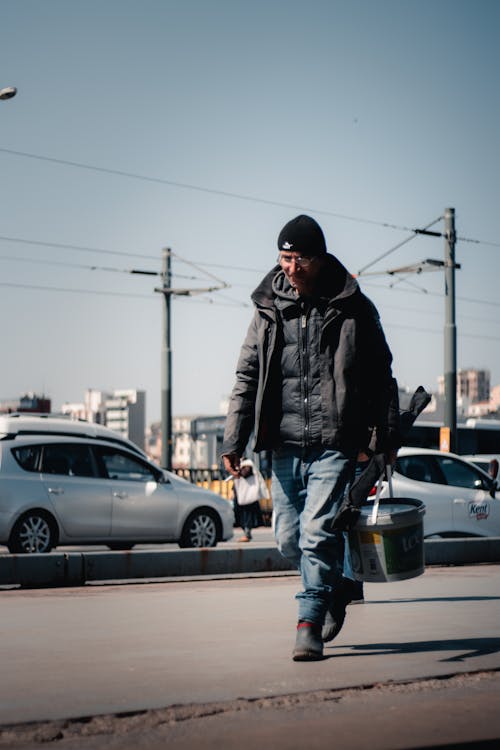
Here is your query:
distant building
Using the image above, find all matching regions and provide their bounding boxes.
[169,415,226,469]
[0,392,51,414]
[489,384,500,414]
[104,390,145,450]
[62,388,146,450]
[145,421,162,464]
[467,400,493,418]
[438,369,490,404]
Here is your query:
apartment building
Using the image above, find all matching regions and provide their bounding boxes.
[62,388,146,451]
[438,369,491,405]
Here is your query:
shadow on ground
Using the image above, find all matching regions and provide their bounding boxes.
[329,637,500,662]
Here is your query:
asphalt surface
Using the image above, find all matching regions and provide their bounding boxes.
[0,563,499,749]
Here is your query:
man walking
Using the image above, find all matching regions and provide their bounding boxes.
[222,215,398,661]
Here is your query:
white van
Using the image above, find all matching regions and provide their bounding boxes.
[0,413,146,458]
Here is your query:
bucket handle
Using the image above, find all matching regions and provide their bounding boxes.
[369,464,394,525]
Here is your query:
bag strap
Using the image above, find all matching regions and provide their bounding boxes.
[369,464,394,525]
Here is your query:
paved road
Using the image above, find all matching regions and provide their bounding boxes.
[0,564,499,749]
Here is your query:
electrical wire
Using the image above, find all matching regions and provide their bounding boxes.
[0,281,154,298]
[1,149,498,249]
[0,250,225,284]
[384,321,500,342]
[0,146,440,231]
[0,280,248,306]
[357,217,443,275]
[0,254,159,275]
[0,234,159,261]
[362,281,500,308]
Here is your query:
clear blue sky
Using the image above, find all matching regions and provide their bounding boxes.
[1,0,499,425]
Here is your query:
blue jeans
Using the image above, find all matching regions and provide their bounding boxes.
[271,447,356,624]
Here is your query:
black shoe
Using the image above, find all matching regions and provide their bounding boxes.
[321,598,347,643]
[348,580,364,604]
[321,579,355,643]
[292,622,324,661]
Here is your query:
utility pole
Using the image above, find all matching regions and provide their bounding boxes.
[443,208,457,452]
[160,248,173,470]
[355,208,461,453]
[155,248,229,471]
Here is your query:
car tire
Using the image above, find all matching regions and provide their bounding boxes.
[107,543,135,551]
[8,511,57,554]
[179,509,220,548]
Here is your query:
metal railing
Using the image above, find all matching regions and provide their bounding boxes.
[172,467,273,524]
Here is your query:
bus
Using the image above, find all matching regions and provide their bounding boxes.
[407,418,500,455]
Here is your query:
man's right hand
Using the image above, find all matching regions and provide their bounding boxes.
[223,453,241,477]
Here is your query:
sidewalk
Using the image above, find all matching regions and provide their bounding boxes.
[1,564,499,747]
[2,529,500,588]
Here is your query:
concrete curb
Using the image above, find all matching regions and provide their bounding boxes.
[1,538,499,588]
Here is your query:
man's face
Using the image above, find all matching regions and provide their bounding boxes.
[278,252,325,296]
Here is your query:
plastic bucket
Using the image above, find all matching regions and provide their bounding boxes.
[348,498,426,582]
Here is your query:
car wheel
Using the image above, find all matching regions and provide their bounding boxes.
[8,511,57,554]
[107,544,134,551]
[179,509,220,548]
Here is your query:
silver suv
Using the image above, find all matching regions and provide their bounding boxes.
[0,435,234,553]
[0,413,146,457]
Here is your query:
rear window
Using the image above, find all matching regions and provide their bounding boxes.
[12,445,42,472]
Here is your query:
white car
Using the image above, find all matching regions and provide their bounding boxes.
[373,447,499,538]
[0,435,234,553]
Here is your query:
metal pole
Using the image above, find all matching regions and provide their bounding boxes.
[444,208,457,452]
[161,248,172,470]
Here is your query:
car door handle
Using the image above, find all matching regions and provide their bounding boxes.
[48,487,64,495]
[453,498,466,505]
[113,491,128,499]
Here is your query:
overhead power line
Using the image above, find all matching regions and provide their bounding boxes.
[0,147,414,228]
[0,233,159,261]
[0,281,153,298]
[385,321,500,342]
[5,146,498,245]
[0,253,207,282]
[362,280,500,308]
[356,217,443,275]
[0,280,246,307]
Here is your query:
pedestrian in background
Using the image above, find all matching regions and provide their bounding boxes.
[232,458,267,542]
[222,215,398,661]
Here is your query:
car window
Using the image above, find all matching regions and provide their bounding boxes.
[12,445,42,472]
[396,455,441,484]
[41,444,97,477]
[95,447,159,483]
[434,456,489,490]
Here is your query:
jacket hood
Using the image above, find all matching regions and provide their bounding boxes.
[250,254,359,310]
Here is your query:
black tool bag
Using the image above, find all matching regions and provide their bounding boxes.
[333,386,432,531]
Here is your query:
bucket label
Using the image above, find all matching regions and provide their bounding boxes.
[382,523,424,575]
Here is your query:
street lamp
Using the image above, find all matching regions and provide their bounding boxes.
[0,86,17,100]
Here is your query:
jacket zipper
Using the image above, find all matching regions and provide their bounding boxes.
[300,308,310,447]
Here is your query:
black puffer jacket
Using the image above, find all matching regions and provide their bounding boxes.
[221,254,399,457]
